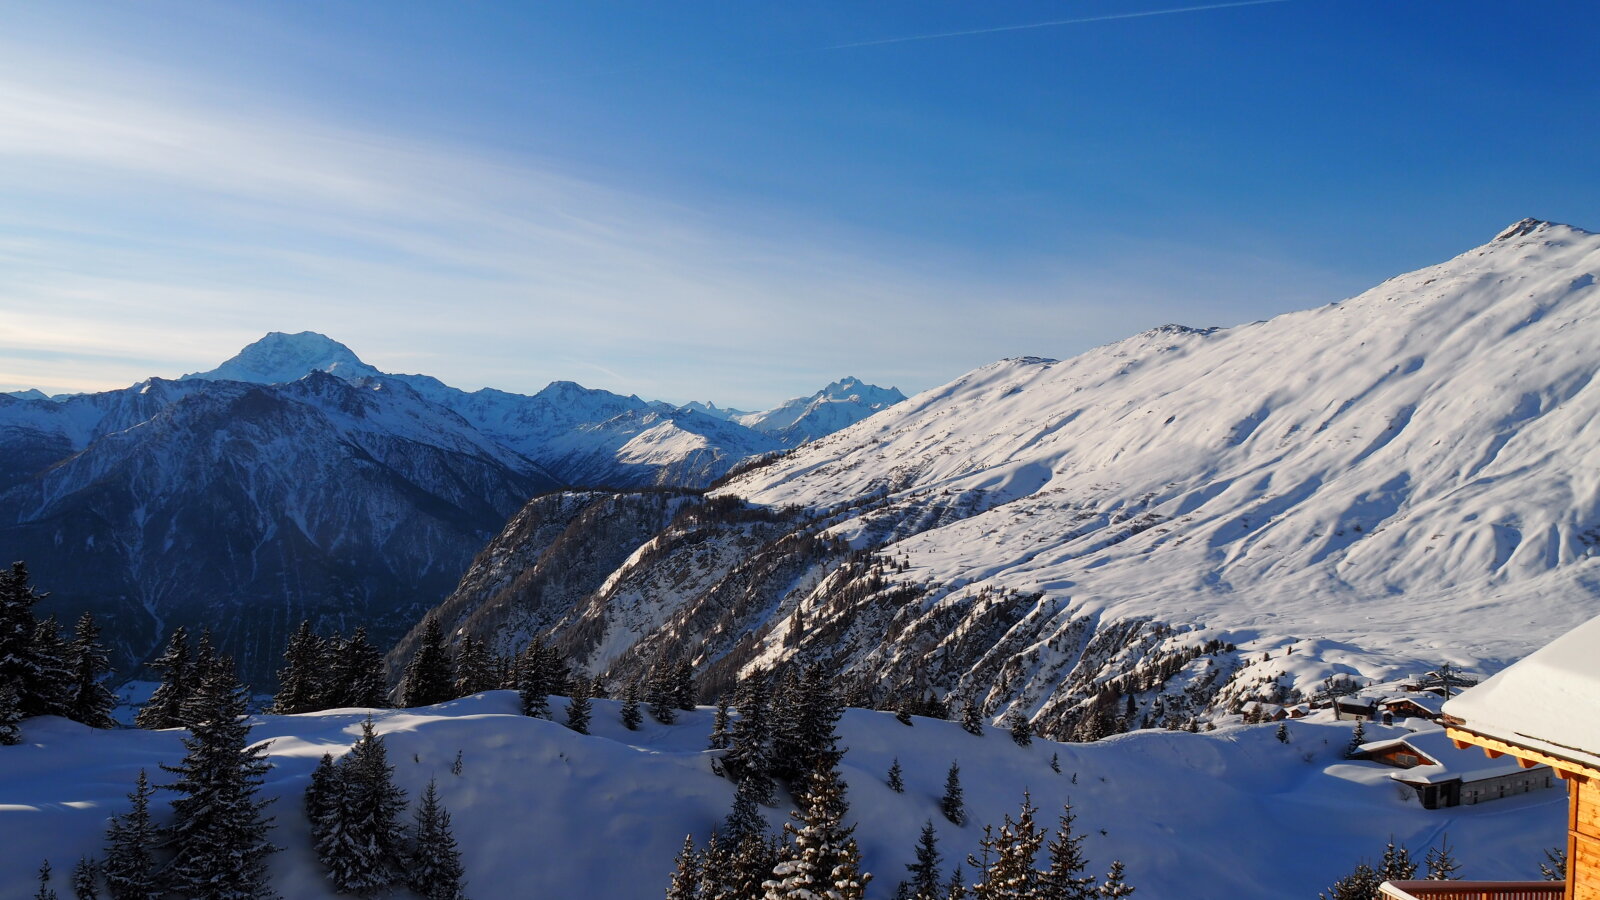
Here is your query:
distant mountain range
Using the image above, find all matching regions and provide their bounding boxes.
[397,219,1600,736]
[0,333,903,683]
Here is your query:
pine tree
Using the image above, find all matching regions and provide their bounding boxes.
[696,833,733,900]
[1041,801,1096,900]
[975,793,1044,900]
[724,775,770,848]
[35,860,58,900]
[65,612,116,728]
[887,758,905,793]
[305,753,342,863]
[157,661,278,900]
[665,835,700,900]
[332,628,389,709]
[621,681,643,731]
[1540,848,1566,881]
[406,779,467,900]
[176,631,223,728]
[1318,863,1380,900]
[453,636,496,698]
[674,658,697,711]
[1275,722,1289,744]
[401,617,457,709]
[1097,861,1134,898]
[270,620,325,715]
[770,663,844,785]
[726,674,774,802]
[517,638,552,720]
[1008,710,1033,747]
[896,698,914,727]
[588,674,609,701]
[901,821,943,900]
[940,761,965,827]
[29,616,74,719]
[566,683,592,735]
[1379,839,1417,882]
[761,764,869,900]
[1344,720,1366,759]
[103,769,160,900]
[1424,834,1460,881]
[0,563,56,718]
[709,694,732,750]
[945,866,969,900]
[70,857,98,900]
[1049,753,1061,775]
[961,697,984,737]
[648,660,677,724]
[0,678,22,745]
[317,717,408,893]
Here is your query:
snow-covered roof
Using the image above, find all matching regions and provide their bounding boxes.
[1443,612,1600,772]
[1355,729,1539,785]
[1381,694,1446,713]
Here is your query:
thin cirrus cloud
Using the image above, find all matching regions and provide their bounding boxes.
[0,36,1337,408]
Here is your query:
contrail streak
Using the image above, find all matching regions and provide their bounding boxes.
[827,0,1297,50]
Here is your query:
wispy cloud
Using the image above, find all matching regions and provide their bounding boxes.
[0,28,1341,408]
[827,0,1298,50]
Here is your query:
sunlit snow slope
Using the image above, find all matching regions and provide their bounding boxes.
[725,219,1600,676]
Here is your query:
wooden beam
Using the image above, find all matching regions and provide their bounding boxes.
[1445,725,1600,783]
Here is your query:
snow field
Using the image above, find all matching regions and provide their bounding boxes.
[0,693,1564,898]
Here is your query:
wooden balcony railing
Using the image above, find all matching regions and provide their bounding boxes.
[1379,881,1564,900]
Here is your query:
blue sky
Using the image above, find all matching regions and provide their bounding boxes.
[1,1,1596,407]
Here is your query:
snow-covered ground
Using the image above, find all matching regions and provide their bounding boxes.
[0,693,1564,898]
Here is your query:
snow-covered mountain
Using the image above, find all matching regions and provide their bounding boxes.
[404,219,1600,737]
[735,376,907,446]
[0,332,897,682]
[0,693,1563,899]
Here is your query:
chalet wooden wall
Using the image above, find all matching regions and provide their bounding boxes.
[1575,775,1599,900]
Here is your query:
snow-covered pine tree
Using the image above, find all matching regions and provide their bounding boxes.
[1379,839,1417,882]
[896,699,914,727]
[665,835,699,900]
[709,693,732,750]
[318,717,408,893]
[103,769,160,900]
[589,674,609,701]
[696,832,733,900]
[65,612,116,729]
[1041,801,1096,900]
[517,638,553,719]
[726,674,774,803]
[945,866,969,900]
[673,658,697,711]
[1540,848,1566,881]
[647,660,677,724]
[29,617,74,719]
[940,761,965,827]
[566,683,592,735]
[1097,861,1134,898]
[1344,720,1366,759]
[136,634,193,730]
[724,775,770,848]
[70,857,98,900]
[961,697,984,737]
[1049,753,1061,774]
[0,678,21,745]
[1275,722,1289,744]
[176,631,222,727]
[305,753,341,865]
[887,758,905,793]
[1317,863,1380,900]
[900,821,942,900]
[762,764,869,900]
[35,859,57,900]
[621,681,643,730]
[974,793,1044,900]
[0,563,53,718]
[1424,834,1460,881]
[406,779,467,900]
[270,620,325,715]
[402,617,457,709]
[1007,710,1033,747]
[332,627,389,709]
[452,636,492,698]
[157,660,278,900]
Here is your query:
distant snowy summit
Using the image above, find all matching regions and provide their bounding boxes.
[181,330,383,384]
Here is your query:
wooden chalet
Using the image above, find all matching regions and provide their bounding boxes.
[1380,613,1600,900]
[1380,694,1446,722]
[1353,729,1555,809]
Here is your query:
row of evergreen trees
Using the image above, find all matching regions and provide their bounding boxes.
[1,562,117,741]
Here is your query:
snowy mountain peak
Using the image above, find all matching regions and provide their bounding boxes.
[1492,217,1592,243]
[182,331,381,385]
